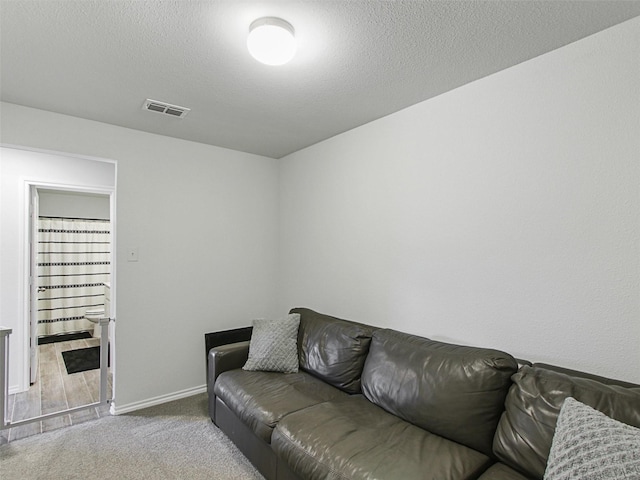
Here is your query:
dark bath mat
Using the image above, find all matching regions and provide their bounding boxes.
[38,331,92,345]
[61,345,110,374]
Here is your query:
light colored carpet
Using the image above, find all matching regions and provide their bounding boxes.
[0,393,264,479]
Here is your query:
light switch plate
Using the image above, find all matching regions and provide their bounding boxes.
[127,248,139,262]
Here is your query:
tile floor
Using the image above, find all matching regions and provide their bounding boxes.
[4,336,112,441]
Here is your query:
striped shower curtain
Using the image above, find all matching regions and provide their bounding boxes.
[37,217,111,337]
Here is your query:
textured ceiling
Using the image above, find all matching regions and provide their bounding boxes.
[2,1,640,159]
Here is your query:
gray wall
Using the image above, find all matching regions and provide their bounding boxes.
[0,109,280,410]
[1,16,638,407]
[278,17,640,383]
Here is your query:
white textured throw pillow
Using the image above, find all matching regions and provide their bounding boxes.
[544,397,640,480]
[242,314,300,373]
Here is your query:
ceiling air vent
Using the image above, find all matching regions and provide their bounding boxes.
[142,99,190,118]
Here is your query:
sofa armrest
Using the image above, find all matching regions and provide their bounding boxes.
[204,326,252,379]
[209,341,250,381]
[207,341,250,420]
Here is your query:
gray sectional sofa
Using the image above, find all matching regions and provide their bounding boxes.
[206,308,640,480]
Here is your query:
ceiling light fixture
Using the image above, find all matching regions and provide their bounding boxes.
[247,17,296,66]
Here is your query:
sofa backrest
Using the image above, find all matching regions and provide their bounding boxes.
[361,329,518,456]
[290,307,376,394]
[493,365,640,480]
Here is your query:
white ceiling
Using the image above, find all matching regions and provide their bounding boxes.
[2,1,640,159]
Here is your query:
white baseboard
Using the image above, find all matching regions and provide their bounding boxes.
[110,385,206,415]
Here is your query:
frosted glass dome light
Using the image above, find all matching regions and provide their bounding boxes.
[247,17,296,66]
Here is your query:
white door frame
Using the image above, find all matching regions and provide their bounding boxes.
[1,142,118,399]
[29,186,39,385]
[23,180,116,397]
[1,143,117,409]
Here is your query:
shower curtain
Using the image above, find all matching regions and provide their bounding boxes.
[37,217,111,337]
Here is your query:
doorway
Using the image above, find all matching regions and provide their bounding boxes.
[0,146,116,441]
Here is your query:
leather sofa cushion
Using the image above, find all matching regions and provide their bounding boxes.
[291,307,376,394]
[272,396,492,480]
[493,366,640,480]
[214,369,346,444]
[361,329,518,456]
[476,463,531,480]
